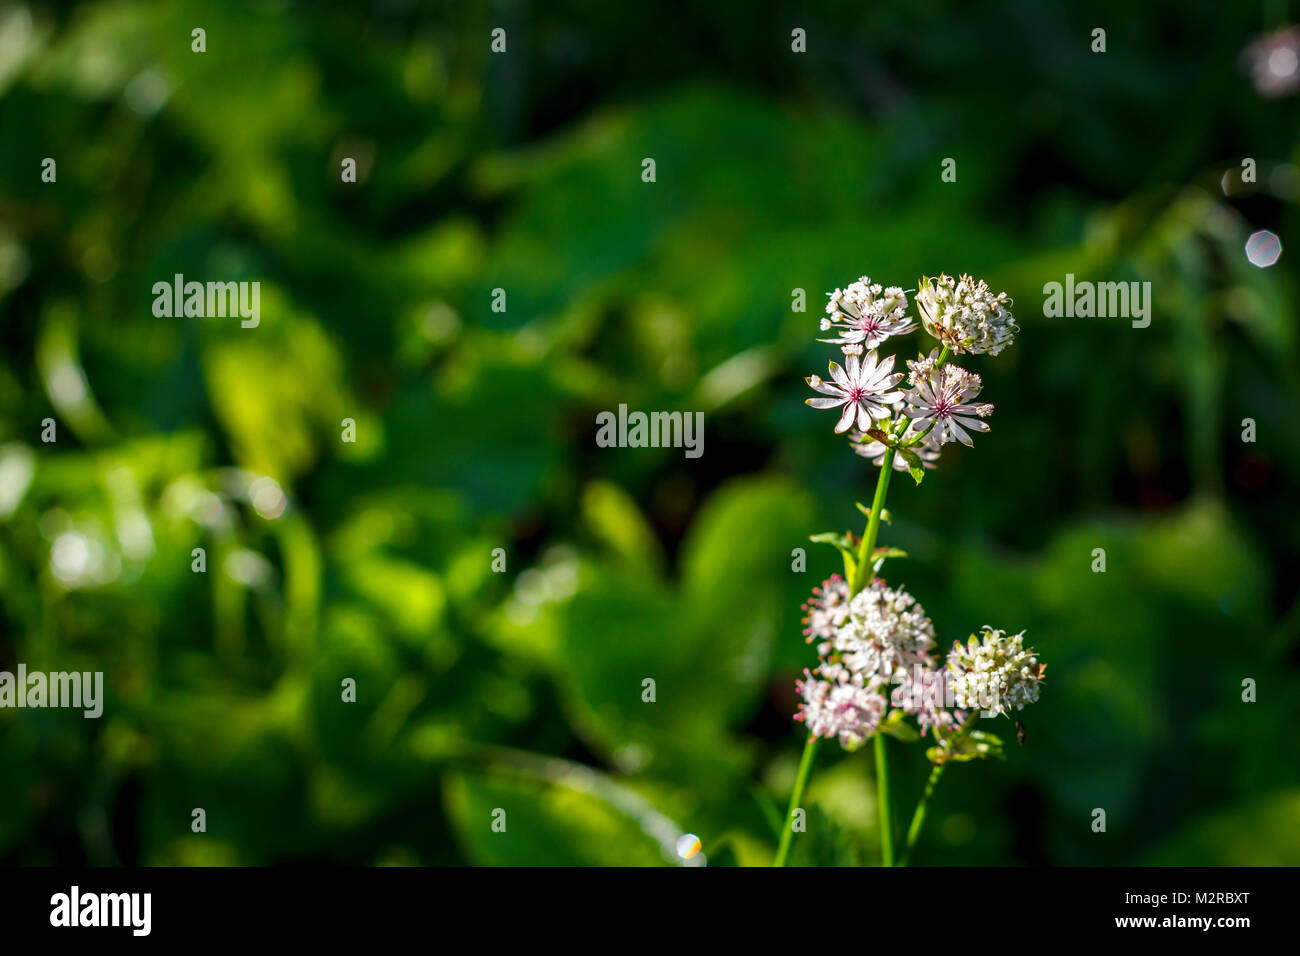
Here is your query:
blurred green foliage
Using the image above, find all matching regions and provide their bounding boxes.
[1,0,1298,865]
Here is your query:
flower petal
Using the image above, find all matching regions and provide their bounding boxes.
[807,375,843,396]
[834,402,857,433]
[844,351,861,381]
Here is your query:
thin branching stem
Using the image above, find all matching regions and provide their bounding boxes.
[851,455,898,865]
[900,762,945,867]
[774,733,819,866]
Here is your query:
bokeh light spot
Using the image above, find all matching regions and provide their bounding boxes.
[1245,230,1282,268]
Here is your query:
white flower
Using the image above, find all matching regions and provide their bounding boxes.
[890,664,965,737]
[905,349,940,387]
[796,580,938,749]
[904,361,994,448]
[946,627,1045,718]
[821,278,916,348]
[827,580,936,681]
[806,347,905,434]
[801,574,851,646]
[795,666,886,749]
[916,274,1018,356]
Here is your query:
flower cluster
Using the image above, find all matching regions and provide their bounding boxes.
[915,273,1018,357]
[806,348,905,433]
[800,573,851,645]
[795,667,886,750]
[821,277,916,348]
[833,581,937,679]
[891,665,965,737]
[795,270,1041,753]
[904,353,994,448]
[946,627,1046,718]
[795,578,942,747]
[806,273,1016,458]
[785,268,1042,866]
[795,576,1046,748]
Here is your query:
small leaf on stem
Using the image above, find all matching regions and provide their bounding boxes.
[870,546,908,575]
[896,446,925,485]
[878,709,919,743]
[809,531,857,580]
[855,502,891,523]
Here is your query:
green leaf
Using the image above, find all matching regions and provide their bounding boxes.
[855,502,891,523]
[703,831,774,867]
[683,476,816,609]
[554,568,748,784]
[895,445,925,485]
[871,545,908,575]
[679,475,819,675]
[444,770,670,866]
[936,729,1006,763]
[581,480,663,574]
[878,708,919,743]
[809,531,857,581]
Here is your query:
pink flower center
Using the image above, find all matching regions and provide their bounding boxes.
[848,386,866,403]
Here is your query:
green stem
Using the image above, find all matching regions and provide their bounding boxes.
[899,711,978,866]
[774,734,819,867]
[849,456,901,866]
[850,451,895,593]
[899,762,945,867]
[839,341,956,867]
[903,421,935,447]
[874,733,894,867]
[794,357,939,867]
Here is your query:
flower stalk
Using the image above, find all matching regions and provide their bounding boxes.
[850,448,895,595]
[785,271,1043,868]
[899,710,980,865]
[850,445,899,866]
[774,734,819,867]
[874,733,894,866]
[900,762,945,867]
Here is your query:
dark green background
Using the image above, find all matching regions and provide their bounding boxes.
[1,0,1297,865]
